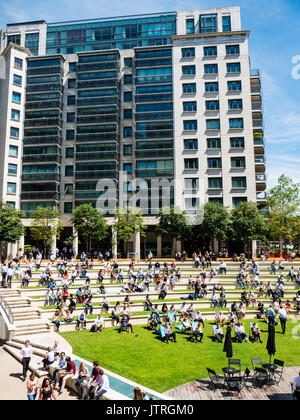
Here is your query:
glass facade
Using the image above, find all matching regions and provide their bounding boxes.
[46,13,176,54]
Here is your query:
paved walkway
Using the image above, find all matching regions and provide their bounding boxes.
[0,346,77,400]
[164,366,298,400]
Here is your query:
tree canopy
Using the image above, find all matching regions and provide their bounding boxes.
[0,203,24,244]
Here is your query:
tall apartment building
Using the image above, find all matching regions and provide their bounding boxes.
[0,7,266,257]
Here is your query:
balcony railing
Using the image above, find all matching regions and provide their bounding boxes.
[257,191,267,200]
[23,154,61,163]
[251,85,261,94]
[75,170,118,179]
[75,151,117,160]
[250,69,260,77]
[24,118,62,128]
[76,132,118,142]
[253,119,263,128]
[76,114,118,124]
[25,101,63,110]
[21,191,60,200]
[256,174,266,182]
[23,136,61,145]
[252,102,262,111]
[135,149,173,158]
[255,156,265,164]
[22,173,60,181]
[254,138,264,146]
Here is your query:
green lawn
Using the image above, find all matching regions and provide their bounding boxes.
[60,319,300,393]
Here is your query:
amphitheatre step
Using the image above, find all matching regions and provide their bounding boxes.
[3,344,49,377]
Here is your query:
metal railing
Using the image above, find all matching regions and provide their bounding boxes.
[0,294,14,324]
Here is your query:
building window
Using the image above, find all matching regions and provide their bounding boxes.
[184,139,198,150]
[12,92,21,103]
[13,74,22,86]
[185,197,199,209]
[227,62,241,73]
[206,100,219,111]
[229,118,244,129]
[7,34,21,45]
[226,45,240,55]
[183,83,196,94]
[9,145,18,157]
[228,81,242,92]
[208,158,222,169]
[228,99,243,110]
[204,64,218,74]
[208,178,223,189]
[11,109,20,121]
[209,197,223,205]
[184,158,198,170]
[230,137,245,148]
[7,182,16,194]
[200,14,217,33]
[231,157,246,168]
[186,19,195,34]
[182,65,196,76]
[204,46,217,56]
[64,202,73,213]
[67,113,75,123]
[64,184,73,194]
[66,148,74,158]
[207,138,221,149]
[67,96,76,105]
[6,201,15,209]
[123,145,132,155]
[124,91,133,101]
[65,166,74,176]
[205,82,219,92]
[25,32,39,55]
[222,15,232,32]
[232,197,247,208]
[184,120,197,131]
[10,127,19,138]
[183,102,197,112]
[185,178,198,190]
[123,127,133,137]
[14,58,23,69]
[69,62,77,71]
[181,48,195,58]
[124,109,133,119]
[124,57,133,67]
[8,163,17,175]
[232,177,247,188]
[206,119,220,130]
[124,74,133,84]
[68,79,76,88]
[66,130,75,140]
[124,163,132,174]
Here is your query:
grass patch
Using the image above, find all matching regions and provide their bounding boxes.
[60,319,300,393]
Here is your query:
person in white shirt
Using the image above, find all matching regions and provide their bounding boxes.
[235,322,247,343]
[292,372,300,400]
[94,369,110,400]
[20,340,33,380]
[215,324,224,343]
[7,267,14,288]
[278,305,288,335]
[42,347,55,370]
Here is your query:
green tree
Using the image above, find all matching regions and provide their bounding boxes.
[230,201,268,256]
[193,202,231,250]
[0,203,24,244]
[71,203,108,253]
[267,174,300,254]
[112,207,146,256]
[156,206,191,255]
[30,207,63,255]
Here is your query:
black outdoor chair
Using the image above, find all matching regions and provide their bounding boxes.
[251,358,269,388]
[207,368,224,391]
[229,359,241,376]
[273,359,284,385]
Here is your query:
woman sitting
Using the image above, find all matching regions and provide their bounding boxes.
[148,313,158,330]
[192,322,204,343]
[63,309,73,323]
[251,323,262,343]
[91,315,104,333]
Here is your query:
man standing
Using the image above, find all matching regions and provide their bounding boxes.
[278,305,288,335]
[20,340,33,380]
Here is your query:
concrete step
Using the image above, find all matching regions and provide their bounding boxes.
[14,328,50,337]
[3,344,48,377]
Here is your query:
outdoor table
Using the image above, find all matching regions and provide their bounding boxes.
[262,363,278,383]
[222,367,239,378]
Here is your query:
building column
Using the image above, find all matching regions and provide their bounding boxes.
[251,240,257,259]
[11,242,18,257]
[176,240,182,254]
[18,235,25,257]
[73,230,78,257]
[52,233,57,256]
[134,231,140,260]
[213,236,219,254]
[157,236,162,258]
[112,228,117,260]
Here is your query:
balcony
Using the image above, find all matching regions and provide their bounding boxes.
[135,168,174,177]
[24,118,62,128]
[251,85,261,94]
[27,66,64,76]
[256,174,267,191]
[255,155,266,172]
[74,190,102,199]
[77,79,119,90]
[250,69,260,77]
[253,119,263,128]
[21,191,60,200]
[22,173,60,181]
[76,114,118,125]
[23,154,61,163]
[25,101,63,110]
[26,84,63,94]
[75,151,117,161]
[135,149,173,158]
[251,102,262,111]
[75,170,118,179]
[76,132,118,142]
[257,191,267,202]
[23,136,62,145]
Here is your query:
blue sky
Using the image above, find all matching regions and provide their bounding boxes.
[1,0,299,189]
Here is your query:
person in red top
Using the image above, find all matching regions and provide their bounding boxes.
[56,357,76,394]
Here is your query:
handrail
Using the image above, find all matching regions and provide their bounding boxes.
[0,294,14,324]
